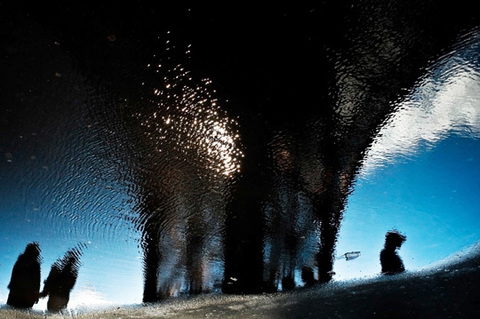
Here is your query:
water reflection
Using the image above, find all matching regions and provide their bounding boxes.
[361,28,480,175]
[6,243,41,309]
[335,27,480,280]
[380,230,406,275]
[0,1,479,313]
[40,245,83,312]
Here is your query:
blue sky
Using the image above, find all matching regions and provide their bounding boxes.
[334,136,480,280]
[334,36,480,279]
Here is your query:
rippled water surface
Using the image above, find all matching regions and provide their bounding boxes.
[1,1,480,314]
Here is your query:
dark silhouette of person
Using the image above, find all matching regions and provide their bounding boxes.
[40,248,81,312]
[380,230,406,275]
[7,242,41,308]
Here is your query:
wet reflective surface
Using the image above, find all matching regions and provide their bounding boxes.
[1,1,480,314]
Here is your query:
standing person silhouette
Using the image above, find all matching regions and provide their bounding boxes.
[40,248,82,312]
[7,242,42,308]
[380,230,406,275]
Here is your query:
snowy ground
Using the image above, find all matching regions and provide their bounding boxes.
[2,245,479,318]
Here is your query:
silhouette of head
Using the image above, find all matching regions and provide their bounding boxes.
[24,242,41,258]
[384,230,406,249]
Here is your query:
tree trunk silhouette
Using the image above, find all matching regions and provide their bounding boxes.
[141,212,162,302]
[185,196,207,295]
[222,174,267,294]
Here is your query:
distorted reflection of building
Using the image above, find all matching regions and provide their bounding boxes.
[7,242,41,309]
[40,246,83,312]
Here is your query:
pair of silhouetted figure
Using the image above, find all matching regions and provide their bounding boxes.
[380,230,406,275]
[7,242,81,312]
